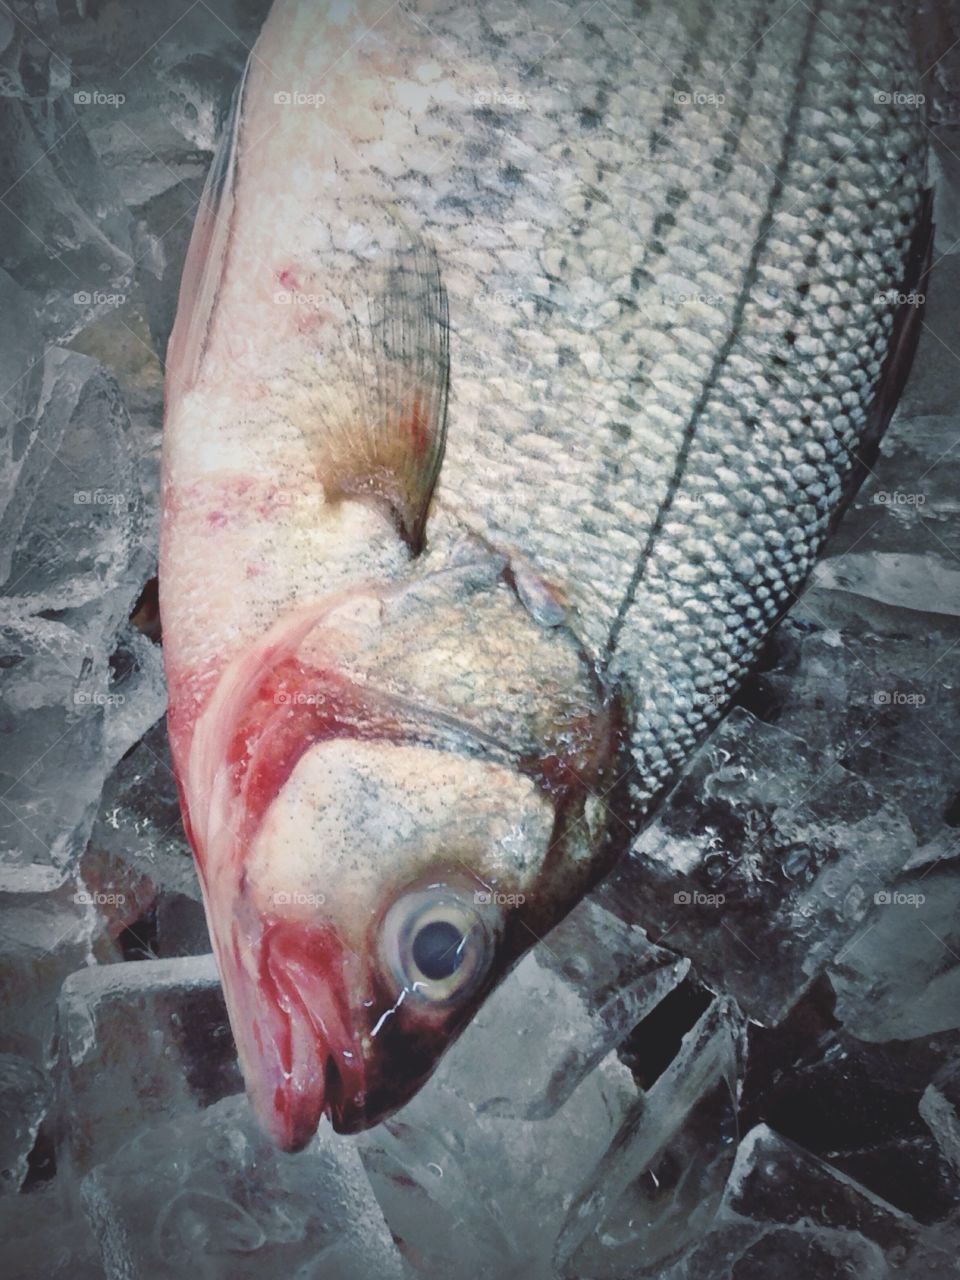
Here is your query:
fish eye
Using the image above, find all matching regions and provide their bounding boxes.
[380,886,495,1005]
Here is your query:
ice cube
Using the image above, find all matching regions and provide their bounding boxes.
[920,1060,960,1177]
[102,626,166,767]
[829,838,960,1040]
[65,670,176,962]
[736,978,960,1222]
[436,896,688,1119]
[84,717,198,909]
[132,181,207,362]
[80,1095,406,1280]
[0,1051,51,1193]
[155,50,244,152]
[555,996,744,1279]
[675,1123,959,1280]
[0,1183,104,1280]
[1,349,139,615]
[57,955,239,1182]
[734,619,960,845]
[0,269,44,558]
[359,1051,637,1280]
[57,951,403,1278]
[607,707,916,1025]
[0,2,70,103]
[0,879,98,1057]
[0,616,111,890]
[47,0,262,209]
[0,90,132,339]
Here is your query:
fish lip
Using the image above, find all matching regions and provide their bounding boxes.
[250,921,366,1152]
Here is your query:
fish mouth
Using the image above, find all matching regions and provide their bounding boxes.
[246,921,367,1152]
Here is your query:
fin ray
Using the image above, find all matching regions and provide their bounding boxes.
[321,235,450,553]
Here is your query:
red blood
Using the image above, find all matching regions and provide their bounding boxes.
[224,656,404,845]
[253,920,364,1148]
[276,267,299,291]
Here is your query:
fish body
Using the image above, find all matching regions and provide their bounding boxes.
[161,0,929,1147]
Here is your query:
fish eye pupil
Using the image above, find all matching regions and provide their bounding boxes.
[411,920,464,981]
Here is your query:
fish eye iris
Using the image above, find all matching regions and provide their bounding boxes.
[380,885,498,1005]
[412,919,463,980]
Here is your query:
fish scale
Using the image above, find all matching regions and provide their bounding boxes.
[371,0,924,807]
[161,0,930,1143]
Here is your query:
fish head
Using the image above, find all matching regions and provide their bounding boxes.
[240,739,584,1144]
[192,561,623,1148]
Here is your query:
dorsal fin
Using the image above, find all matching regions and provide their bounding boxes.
[320,235,450,553]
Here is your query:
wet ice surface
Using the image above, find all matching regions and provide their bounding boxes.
[1,3,960,1279]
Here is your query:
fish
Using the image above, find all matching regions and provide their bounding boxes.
[160,0,932,1149]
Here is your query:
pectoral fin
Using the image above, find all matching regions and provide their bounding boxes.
[319,235,450,553]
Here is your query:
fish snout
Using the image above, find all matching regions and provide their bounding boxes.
[247,920,366,1152]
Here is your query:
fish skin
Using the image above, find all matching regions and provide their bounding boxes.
[160,0,929,1145]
